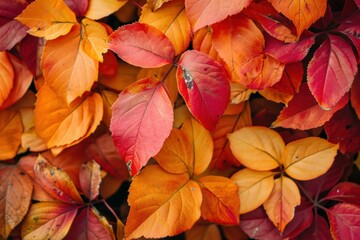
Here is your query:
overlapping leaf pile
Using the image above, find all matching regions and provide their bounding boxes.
[0,0,359,239]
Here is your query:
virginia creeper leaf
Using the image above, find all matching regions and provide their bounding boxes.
[351,73,360,119]
[65,207,115,240]
[21,202,78,240]
[34,84,103,148]
[41,23,99,104]
[0,164,33,239]
[282,200,313,238]
[231,169,275,214]
[263,176,301,232]
[283,137,339,181]
[272,83,349,130]
[199,176,239,225]
[110,78,173,176]
[327,203,360,240]
[79,160,101,201]
[323,182,360,206]
[125,165,202,239]
[184,0,252,32]
[140,0,191,55]
[297,215,332,239]
[308,34,357,109]
[177,50,230,130]
[228,126,284,170]
[81,18,108,62]
[16,0,76,40]
[85,0,127,20]
[268,0,327,37]
[64,0,88,16]
[108,23,175,68]
[0,109,22,160]
[34,155,83,203]
[0,51,14,107]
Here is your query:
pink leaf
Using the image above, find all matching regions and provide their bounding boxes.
[108,23,175,68]
[110,78,174,176]
[79,160,102,201]
[177,50,230,130]
[307,34,357,109]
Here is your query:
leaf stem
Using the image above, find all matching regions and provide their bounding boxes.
[100,199,120,221]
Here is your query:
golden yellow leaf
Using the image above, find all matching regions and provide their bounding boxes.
[41,23,99,104]
[228,126,284,171]
[16,0,76,40]
[81,18,108,62]
[230,82,255,104]
[263,176,301,232]
[101,90,118,127]
[147,0,172,11]
[0,109,22,160]
[0,51,14,107]
[140,0,191,55]
[173,104,192,128]
[192,27,222,62]
[231,168,275,214]
[283,137,339,180]
[34,84,103,148]
[85,0,127,20]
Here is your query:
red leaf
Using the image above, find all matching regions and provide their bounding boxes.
[240,207,282,240]
[296,215,332,240]
[19,35,40,76]
[323,182,360,206]
[177,50,230,130]
[108,23,175,68]
[307,34,357,109]
[327,203,360,240]
[110,78,174,176]
[184,0,252,32]
[99,51,118,77]
[272,83,349,130]
[351,73,360,119]
[325,105,360,154]
[265,33,315,63]
[337,11,360,56]
[282,200,313,238]
[79,160,102,201]
[64,0,88,16]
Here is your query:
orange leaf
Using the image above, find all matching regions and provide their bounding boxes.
[263,176,301,232]
[185,224,222,240]
[147,0,172,11]
[231,168,275,214]
[79,160,102,201]
[192,27,222,62]
[34,155,83,203]
[85,0,127,20]
[0,109,23,160]
[117,218,125,240]
[81,18,108,62]
[283,137,339,180]
[0,165,33,239]
[140,0,191,55]
[101,90,118,127]
[268,0,327,37]
[199,176,239,224]
[41,24,99,104]
[0,51,14,107]
[125,165,202,239]
[21,202,78,239]
[228,126,284,171]
[16,0,76,40]
[34,84,103,148]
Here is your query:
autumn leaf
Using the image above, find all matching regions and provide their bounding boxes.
[108,23,175,68]
[199,176,239,224]
[85,0,127,20]
[140,0,191,55]
[185,224,222,240]
[64,0,88,17]
[232,169,275,214]
[41,23,99,104]
[177,50,230,130]
[192,27,222,62]
[16,0,77,40]
[323,182,360,206]
[268,0,327,37]
[34,84,102,148]
[79,160,102,201]
[0,51,14,107]
[125,165,202,239]
[0,164,33,239]
[263,176,301,232]
[21,202,79,240]
[351,73,360,119]
[282,200,313,238]
[0,109,23,160]
[282,137,339,181]
[228,126,284,170]
[307,34,357,109]
[110,77,173,176]
[34,155,83,203]
[185,0,252,32]
[81,18,108,62]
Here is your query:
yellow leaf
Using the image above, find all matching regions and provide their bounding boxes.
[147,0,172,11]
[283,137,339,180]
[125,165,202,239]
[231,168,275,214]
[34,84,103,148]
[192,27,222,62]
[81,18,108,62]
[41,23,99,104]
[101,90,118,127]
[228,126,284,171]
[140,0,191,55]
[16,0,76,40]
[0,51,14,107]
[0,109,22,160]
[173,104,192,128]
[230,82,255,104]
[85,0,127,20]
[117,219,125,240]
[263,176,301,232]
